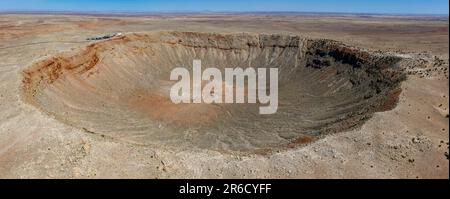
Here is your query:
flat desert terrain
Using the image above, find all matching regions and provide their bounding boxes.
[0,13,448,178]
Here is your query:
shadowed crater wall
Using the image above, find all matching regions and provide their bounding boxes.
[21,31,405,153]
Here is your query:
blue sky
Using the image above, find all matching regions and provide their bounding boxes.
[0,0,448,15]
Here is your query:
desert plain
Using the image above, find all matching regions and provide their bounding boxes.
[0,12,448,178]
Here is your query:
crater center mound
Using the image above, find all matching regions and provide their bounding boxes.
[21,31,405,153]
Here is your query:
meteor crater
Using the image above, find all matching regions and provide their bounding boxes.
[21,31,405,153]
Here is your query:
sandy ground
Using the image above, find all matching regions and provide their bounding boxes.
[0,13,448,178]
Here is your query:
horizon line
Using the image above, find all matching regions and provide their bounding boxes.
[1,10,449,17]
